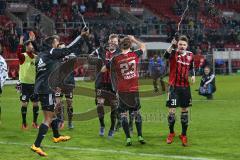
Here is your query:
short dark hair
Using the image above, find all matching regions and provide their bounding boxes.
[204,66,211,70]
[44,35,60,47]
[24,40,33,47]
[119,37,131,50]
[178,35,189,44]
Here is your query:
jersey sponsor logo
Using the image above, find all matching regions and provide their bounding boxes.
[177,60,190,66]
[123,72,136,80]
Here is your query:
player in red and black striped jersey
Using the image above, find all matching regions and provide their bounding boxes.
[89,34,120,138]
[163,35,195,146]
[105,36,146,146]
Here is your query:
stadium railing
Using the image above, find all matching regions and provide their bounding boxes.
[212,48,240,75]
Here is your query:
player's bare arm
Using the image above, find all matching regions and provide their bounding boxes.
[128,35,146,51]
[19,35,24,45]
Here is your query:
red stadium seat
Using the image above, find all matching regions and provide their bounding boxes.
[237,61,240,68]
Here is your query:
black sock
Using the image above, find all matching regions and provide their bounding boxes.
[21,106,27,124]
[34,123,49,147]
[129,111,134,130]
[153,78,157,90]
[115,111,121,129]
[67,107,73,123]
[33,106,39,123]
[160,79,166,91]
[121,115,130,138]
[135,112,143,137]
[110,109,116,131]
[181,111,189,136]
[116,110,121,123]
[97,105,105,127]
[99,117,105,127]
[168,113,175,134]
[51,119,60,138]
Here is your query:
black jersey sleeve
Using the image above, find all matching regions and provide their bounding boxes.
[135,49,143,57]
[48,48,71,59]
[66,35,83,52]
[31,40,40,52]
[49,35,87,59]
[189,58,195,77]
[163,49,175,59]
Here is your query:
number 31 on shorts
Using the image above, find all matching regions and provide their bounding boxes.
[171,99,177,106]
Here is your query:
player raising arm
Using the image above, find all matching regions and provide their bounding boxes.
[31,29,89,156]
[89,34,120,137]
[106,35,146,146]
[17,35,40,130]
[164,35,195,147]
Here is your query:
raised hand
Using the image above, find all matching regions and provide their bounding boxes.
[19,35,24,45]
[29,31,36,41]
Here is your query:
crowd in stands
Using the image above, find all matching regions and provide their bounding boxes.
[30,0,240,52]
[31,0,110,23]
[0,21,19,54]
[215,0,240,5]
[1,0,240,78]
[169,0,240,53]
[0,0,7,15]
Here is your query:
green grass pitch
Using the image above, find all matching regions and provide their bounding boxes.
[0,75,240,160]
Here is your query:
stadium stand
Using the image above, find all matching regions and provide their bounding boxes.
[0,0,240,78]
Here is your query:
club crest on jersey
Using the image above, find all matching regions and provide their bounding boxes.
[187,56,192,61]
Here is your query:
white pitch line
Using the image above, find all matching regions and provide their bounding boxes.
[2,97,240,102]
[192,100,229,102]
[0,141,218,160]
[142,98,232,102]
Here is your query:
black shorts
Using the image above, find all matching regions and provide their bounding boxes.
[95,88,117,107]
[118,92,141,113]
[20,83,38,102]
[38,94,55,112]
[55,90,73,99]
[95,83,117,106]
[152,72,161,79]
[166,86,192,108]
